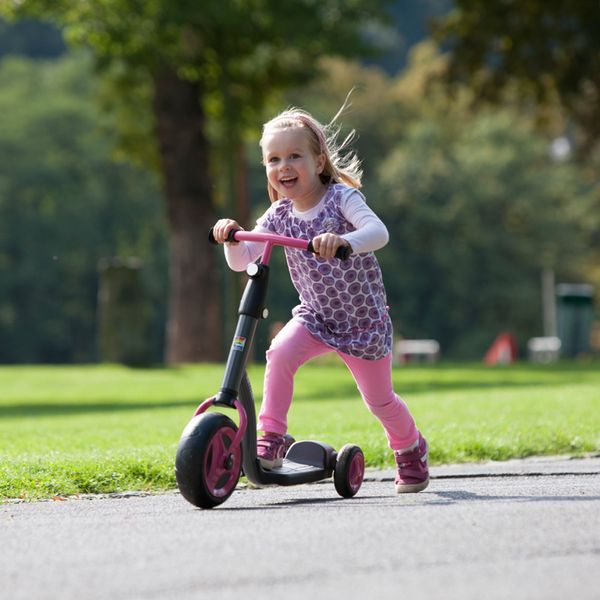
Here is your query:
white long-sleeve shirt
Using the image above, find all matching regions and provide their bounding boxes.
[224,187,388,271]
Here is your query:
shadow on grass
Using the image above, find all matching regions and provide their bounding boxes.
[1,373,588,418]
[2,362,595,418]
[295,377,578,401]
[0,399,200,419]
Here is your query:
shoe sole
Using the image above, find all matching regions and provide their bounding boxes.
[395,477,429,494]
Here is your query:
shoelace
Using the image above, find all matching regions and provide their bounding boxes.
[257,436,285,457]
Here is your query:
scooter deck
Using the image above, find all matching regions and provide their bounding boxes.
[248,440,336,487]
[258,458,329,486]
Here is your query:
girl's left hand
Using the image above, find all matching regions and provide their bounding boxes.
[311,233,350,260]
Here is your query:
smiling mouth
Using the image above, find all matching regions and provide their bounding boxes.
[280,176,297,187]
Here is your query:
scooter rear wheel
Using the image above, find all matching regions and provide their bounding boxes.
[334,444,365,498]
[175,412,242,509]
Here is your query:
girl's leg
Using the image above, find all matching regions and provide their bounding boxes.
[338,351,418,451]
[258,320,332,435]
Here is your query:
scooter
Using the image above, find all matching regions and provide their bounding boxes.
[175,228,366,509]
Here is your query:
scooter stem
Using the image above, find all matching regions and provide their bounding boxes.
[214,261,270,407]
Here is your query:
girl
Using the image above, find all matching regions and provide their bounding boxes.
[212,106,429,493]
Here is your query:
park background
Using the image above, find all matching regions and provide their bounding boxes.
[1,0,599,366]
[0,1,599,500]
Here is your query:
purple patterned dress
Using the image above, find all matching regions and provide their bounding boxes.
[258,183,392,361]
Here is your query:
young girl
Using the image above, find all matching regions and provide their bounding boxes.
[212,106,429,493]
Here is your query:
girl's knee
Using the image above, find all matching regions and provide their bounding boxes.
[361,391,399,414]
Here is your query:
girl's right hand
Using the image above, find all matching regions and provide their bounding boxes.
[212,219,243,244]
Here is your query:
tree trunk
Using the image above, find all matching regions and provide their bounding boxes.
[152,68,221,363]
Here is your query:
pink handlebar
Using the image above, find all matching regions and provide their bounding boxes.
[231,230,310,250]
[208,228,351,262]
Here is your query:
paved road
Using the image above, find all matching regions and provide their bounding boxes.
[2,456,599,600]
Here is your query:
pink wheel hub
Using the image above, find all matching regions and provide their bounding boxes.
[348,451,365,493]
[203,427,242,498]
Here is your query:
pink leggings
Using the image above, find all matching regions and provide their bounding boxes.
[258,320,419,451]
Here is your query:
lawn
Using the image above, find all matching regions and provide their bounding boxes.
[1,361,599,501]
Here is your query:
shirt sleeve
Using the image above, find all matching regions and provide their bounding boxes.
[224,224,279,272]
[222,205,275,271]
[339,189,389,253]
[223,236,267,272]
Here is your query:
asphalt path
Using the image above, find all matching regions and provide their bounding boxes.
[2,456,599,600]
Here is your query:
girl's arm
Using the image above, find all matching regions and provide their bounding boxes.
[213,218,266,272]
[223,232,267,272]
[340,190,389,253]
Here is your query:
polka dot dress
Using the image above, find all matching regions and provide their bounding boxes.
[258,183,392,360]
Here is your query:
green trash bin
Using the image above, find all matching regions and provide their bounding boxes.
[556,283,595,357]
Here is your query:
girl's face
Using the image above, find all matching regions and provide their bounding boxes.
[262,127,326,210]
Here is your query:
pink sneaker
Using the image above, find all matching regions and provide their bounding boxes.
[394,434,429,493]
[257,433,286,469]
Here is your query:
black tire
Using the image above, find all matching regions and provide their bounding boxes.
[175,412,242,509]
[333,444,365,498]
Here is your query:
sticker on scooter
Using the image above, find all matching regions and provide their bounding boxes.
[232,336,246,351]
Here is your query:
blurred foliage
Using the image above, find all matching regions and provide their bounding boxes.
[1,1,393,173]
[377,112,591,357]
[0,7,597,362]
[431,0,600,157]
[0,53,167,363]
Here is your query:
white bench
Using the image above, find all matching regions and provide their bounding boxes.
[527,336,561,363]
[394,339,440,365]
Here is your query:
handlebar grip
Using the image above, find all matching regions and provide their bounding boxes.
[208,228,240,244]
[336,244,352,261]
[307,240,352,261]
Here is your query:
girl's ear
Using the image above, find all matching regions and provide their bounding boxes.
[316,152,326,174]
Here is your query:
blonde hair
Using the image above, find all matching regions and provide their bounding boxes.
[259,98,362,202]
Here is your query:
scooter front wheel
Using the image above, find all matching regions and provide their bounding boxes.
[334,444,365,498]
[175,412,242,509]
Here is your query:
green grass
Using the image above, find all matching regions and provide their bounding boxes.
[1,361,599,501]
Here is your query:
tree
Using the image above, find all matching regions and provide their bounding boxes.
[1,0,390,363]
[431,1,600,156]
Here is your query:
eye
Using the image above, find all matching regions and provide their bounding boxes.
[267,156,279,164]
[290,153,301,159]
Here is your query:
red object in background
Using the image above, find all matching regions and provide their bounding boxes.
[484,332,518,365]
